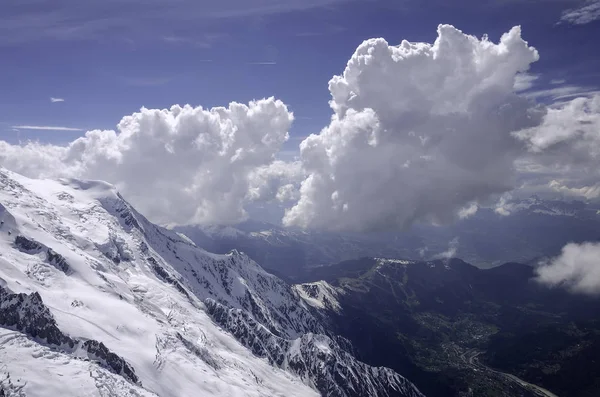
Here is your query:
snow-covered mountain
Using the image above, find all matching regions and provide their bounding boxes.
[0,168,423,397]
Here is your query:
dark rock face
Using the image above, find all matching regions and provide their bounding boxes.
[205,299,424,397]
[46,248,70,274]
[81,340,138,384]
[14,236,71,274]
[112,195,142,231]
[147,257,191,300]
[14,235,43,253]
[0,286,139,385]
[0,286,73,348]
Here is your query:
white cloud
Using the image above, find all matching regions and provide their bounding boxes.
[3,24,599,231]
[11,125,83,131]
[548,180,600,199]
[536,241,600,295]
[560,0,600,25]
[513,94,600,200]
[458,202,479,219]
[513,73,539,91]
[1,98,293,226]
[494,193,514,216]
[247,160,304,202]
[50,97,65,103]
[522,85,599,102]
[248,61,277,65]
[514,95,600,153]
[283,25,542,231]
[432,237,459,260]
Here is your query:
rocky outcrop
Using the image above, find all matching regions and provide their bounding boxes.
[205,299,424,397]
[0,286,139,385]
[14,236,71,274]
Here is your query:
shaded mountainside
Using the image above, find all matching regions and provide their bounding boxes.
[0,168,422,397]
[295,257,600,397]
[206,299,423,397]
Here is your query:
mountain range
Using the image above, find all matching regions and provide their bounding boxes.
[174,197,600,281]
[0,168,422,397]
[1,168,599,397]
[296,257,600,397]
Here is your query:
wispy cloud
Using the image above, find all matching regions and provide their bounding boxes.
[560,0,600,24]
[248,61,277,65]
[162,33,225,49]
[522,85,600,102]
[514,73,539,91]
[432,237,460,260]
[12,125,83,131]
[123,76,175,87]
[50,97,65,103]
[295,25,345,37]
[0,0,346,45]
[295,32,324,37]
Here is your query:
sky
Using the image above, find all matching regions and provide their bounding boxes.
[1,0,600,232]
[2,0,599,147]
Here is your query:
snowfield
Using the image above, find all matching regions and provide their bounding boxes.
[0,168,423,397]
[0,169,317,397]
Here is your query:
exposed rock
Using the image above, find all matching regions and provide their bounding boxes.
[0,286,139,385]
[14,236,43,254]
[205,299,423,397]
[13,236,71,274]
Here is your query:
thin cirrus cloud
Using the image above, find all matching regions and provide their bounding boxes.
[0,0,346,45]
[560,0,600,24]
[50,97,65,103]
[248,61,277,65]
[11,125,83,131]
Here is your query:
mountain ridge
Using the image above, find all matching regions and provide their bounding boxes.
[0,168,423,397]
[292,255,600,396]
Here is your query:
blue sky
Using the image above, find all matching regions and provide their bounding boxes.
[1,0,599,155]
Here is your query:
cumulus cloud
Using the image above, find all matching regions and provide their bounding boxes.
[3,24,598,231]
[560,0,600,25]
[493,193,514,216]
[0,98,293,225]
[536,242,600,295]
[458,202,479,219]
[283,24,542,231]
[514,95,600,154]
[514,94,600,200]
[50,97,65,103]
[247,160,304,202]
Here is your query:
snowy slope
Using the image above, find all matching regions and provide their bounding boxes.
[0,168,423,397]
[0,169,317,397]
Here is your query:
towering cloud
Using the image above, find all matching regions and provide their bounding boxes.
[0,99,293,225]
[1,25,598,230]
[283,25,542,231]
